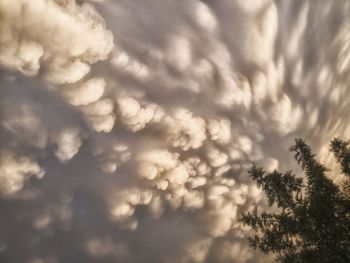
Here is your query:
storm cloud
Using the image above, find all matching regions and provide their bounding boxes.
[1,0,350,262]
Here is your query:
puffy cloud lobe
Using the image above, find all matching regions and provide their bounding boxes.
[0,0,113,78]
[0,0,115,136]
[116,96,158,132]
[0,150,44,194]
[51,128,82,162]
[0,0,119,259]
[111,50,151,80]
[163,108,207,151]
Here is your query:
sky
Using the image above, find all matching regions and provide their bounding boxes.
[0,0,350,262]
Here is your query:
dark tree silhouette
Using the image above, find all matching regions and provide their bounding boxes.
[240,138,350,263]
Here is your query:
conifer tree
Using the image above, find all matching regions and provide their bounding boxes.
[240,138,350,263]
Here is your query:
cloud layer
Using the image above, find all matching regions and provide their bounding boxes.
[1,0,350,262]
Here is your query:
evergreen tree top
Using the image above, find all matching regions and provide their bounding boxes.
[240,138,350,263]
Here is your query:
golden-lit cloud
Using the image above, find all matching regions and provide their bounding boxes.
[1,0,350,262]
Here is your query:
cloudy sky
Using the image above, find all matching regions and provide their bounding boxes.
[1,0,350,262]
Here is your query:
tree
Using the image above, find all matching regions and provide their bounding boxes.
[240,138,350,263]
[330,138,350,201]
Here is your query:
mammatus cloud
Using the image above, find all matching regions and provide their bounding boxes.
[0,0,350,262]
